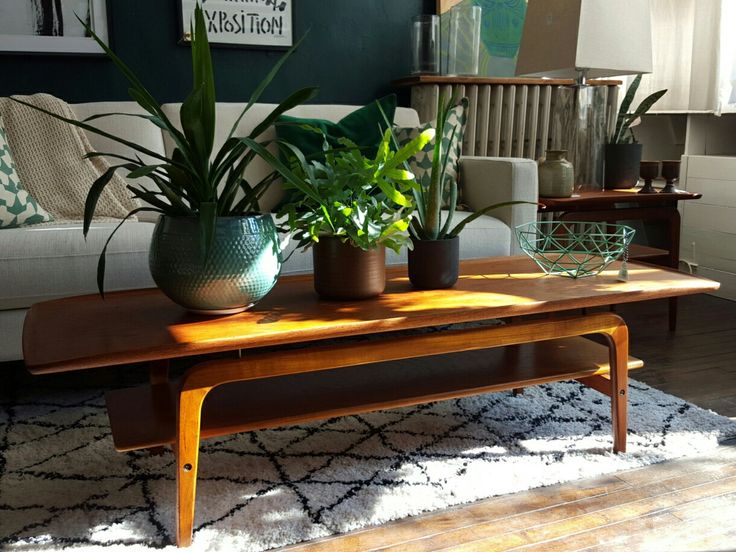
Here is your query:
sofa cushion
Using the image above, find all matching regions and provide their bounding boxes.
[280,211,510,275]
[0,116,53,228]
[0,221,155,310]
[275,94,397,159]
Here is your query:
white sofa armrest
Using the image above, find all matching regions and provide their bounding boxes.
[459,156,538,255]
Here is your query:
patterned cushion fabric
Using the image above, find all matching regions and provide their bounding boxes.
[395,98,468,208]
[0,116,52,229]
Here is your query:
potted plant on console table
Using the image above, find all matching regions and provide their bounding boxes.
[398,93,534,289]
[277,126,434,300]
[12,5,317,315]
[604,74,667,190]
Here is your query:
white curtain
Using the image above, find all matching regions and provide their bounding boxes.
[635,0,736,114]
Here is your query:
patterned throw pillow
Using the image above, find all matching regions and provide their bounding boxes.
[0,116,52,228]
[395,98,468,208]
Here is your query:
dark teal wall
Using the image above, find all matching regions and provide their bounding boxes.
[1,0,432,105]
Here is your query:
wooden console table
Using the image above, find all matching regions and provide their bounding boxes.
[538,189,703,331]
[22,257,718,547]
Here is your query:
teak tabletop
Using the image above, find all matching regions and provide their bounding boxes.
[23,256,718,374]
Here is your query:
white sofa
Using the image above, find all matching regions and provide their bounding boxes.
[0,102,538,361]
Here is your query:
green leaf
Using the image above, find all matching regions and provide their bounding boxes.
[226,32,311,142]
[190,3,216,158]
[384,128,435,171]
[126,164,163,179]
[376,178,411,207]
[83,164,132,238]
[180,85,212,174]
[96,207,162,297]
[199,202,218,261]
[448,200,537,238]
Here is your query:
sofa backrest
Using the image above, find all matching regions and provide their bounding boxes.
[71,102,421,212]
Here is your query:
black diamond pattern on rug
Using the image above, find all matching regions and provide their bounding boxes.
[1,370,735,552]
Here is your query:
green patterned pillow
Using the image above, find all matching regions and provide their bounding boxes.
[395,98,468,208]
[0,116,52,228]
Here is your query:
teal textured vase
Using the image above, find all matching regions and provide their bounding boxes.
[149,215,281,315]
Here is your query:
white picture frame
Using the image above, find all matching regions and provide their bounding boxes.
[179,0,293,49]
[0,0,109,55]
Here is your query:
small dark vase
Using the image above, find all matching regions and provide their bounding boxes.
[408,236,460,289]
[312,237,385,300]
[604,143,643,190]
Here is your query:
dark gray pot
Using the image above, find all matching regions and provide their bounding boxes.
[149,215,281,314]
[408,236,460,289]
[604,143,643,190]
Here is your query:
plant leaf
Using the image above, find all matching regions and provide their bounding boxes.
[96,207,162,297]
[448,200,537,238]
[83,164,133,238]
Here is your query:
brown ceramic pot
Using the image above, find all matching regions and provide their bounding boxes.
[312,237,386,300]
[408,236,460,289]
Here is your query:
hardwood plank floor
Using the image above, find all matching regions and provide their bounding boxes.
[281,295,736,551]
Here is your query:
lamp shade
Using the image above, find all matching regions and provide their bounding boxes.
[516,0,653,79]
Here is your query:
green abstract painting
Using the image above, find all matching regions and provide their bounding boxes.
[440,0,527,77]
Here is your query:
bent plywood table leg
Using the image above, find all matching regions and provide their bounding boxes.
[172,312,630,547]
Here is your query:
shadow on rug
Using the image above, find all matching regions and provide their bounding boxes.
[1,370,735,551]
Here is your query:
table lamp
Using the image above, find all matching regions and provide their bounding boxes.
[516,0,653,191]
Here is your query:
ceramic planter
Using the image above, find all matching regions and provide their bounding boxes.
[149,215,281,314]
[604,144,643,190]
[408,236,460,289]
[538,150,574,198]
[312,237,385,300]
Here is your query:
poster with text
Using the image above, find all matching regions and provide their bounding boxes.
[180,0,292,49]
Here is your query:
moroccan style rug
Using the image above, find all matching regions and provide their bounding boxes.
[1,372,735,551]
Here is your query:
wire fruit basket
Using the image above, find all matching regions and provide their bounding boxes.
[516,221,635,278]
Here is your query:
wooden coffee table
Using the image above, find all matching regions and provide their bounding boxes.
[22,257,718,547]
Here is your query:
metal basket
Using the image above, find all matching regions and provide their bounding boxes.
[516,221,635,278]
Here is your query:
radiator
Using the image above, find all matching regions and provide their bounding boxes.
[409,81,620,162]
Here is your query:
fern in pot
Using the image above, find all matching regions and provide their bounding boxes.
[277,126,433,300]
[13,4,319,314]
[605,74,667,190]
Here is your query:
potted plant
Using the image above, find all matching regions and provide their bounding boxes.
[605,75,667,190]
[13,4,318,314]
[277,126,434,299]
[396,93,531,289]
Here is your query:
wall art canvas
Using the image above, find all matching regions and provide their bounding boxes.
[438,0,527,77]
[179,0,293,49]
[0,0,109,55]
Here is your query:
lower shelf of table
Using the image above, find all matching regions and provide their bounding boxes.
[105,336,643,452]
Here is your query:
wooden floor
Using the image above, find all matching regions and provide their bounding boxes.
[280,295,736,552]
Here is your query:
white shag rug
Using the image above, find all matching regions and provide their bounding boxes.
[1,377,735,551]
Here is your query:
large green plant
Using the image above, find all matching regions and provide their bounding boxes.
[277,126,434,253]
[11,4,319,295]
[610,74,667,144]
[394,91,531,241]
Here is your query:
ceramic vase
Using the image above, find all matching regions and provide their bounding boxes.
[538,150,574,198]
[149,215,281,315]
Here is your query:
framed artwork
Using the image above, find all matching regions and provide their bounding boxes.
[178,0,293,49]
[437,0,527,77]
[0,0,109,55]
